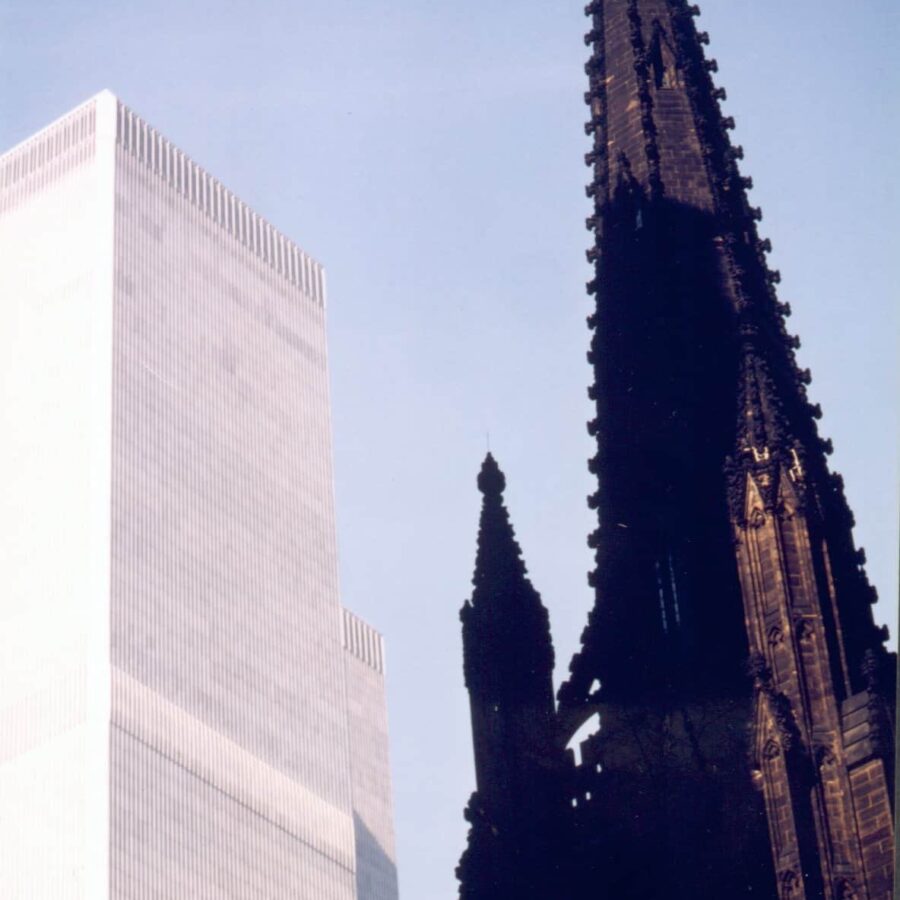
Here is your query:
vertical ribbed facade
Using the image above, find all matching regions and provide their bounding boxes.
[0,92,397,899]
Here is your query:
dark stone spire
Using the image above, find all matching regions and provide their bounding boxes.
[457,3,893,897]
[462,453,554,700]
[568,2,895,896]
[458,455,566,900]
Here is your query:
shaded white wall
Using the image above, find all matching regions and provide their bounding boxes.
[108,99,356,897]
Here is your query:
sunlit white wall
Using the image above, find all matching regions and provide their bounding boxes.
[0,94,116,900]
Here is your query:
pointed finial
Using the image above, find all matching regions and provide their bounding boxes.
[477,453,506,497]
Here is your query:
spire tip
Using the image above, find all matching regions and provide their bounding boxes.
[477,453,506,497]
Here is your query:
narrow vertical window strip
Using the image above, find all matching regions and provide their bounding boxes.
[667,552,682,626]
[364,628,373,668]
[655,560,669,633]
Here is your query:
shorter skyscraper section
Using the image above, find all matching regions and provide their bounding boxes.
[342,609,400,900]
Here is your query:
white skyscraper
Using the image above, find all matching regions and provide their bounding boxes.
[0,92,398,900]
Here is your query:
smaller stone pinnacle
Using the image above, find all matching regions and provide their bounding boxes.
[477,453,506,497]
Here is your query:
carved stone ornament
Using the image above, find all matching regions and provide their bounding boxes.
[788,447,804,483]
[795,619,814,643]
[749,507,766,528]
[814,744,836,769]
[780,869,800,899]
[762,739,780,761]
[747,652,770,685]
[836,879,858,900]
[767,626,783,647]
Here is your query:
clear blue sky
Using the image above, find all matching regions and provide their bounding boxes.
[2,2,896,897]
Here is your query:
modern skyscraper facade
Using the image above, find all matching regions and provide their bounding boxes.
[0,91,398,900]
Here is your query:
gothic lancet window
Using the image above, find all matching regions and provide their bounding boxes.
[655,552,683,634]
[667,553,682,626]
[655,559,670,633]
[648,19,682,90]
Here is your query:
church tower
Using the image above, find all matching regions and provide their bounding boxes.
[459,2,894,898]
[457,455,569,900]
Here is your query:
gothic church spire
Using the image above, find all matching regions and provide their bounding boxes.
[458,455,566,900]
